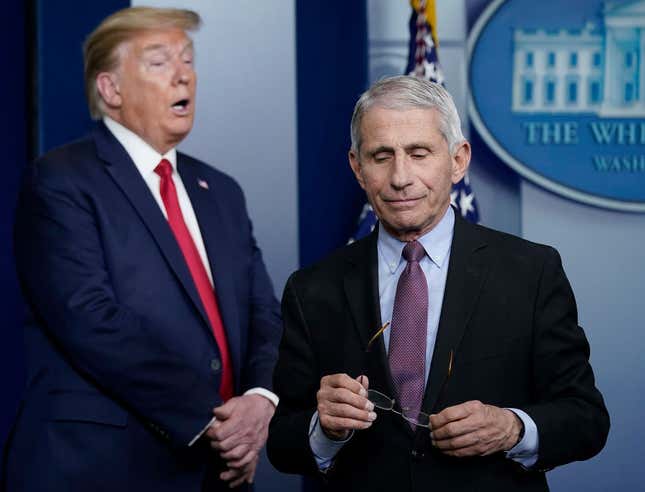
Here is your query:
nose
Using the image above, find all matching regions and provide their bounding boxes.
[389,154,413,190]
[173,59,194,86]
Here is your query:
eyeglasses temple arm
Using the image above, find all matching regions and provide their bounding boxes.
[366,321,390,352]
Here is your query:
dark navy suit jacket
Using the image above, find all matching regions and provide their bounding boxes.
[3,122,281,491]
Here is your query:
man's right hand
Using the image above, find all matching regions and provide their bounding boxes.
[317,374,376,440]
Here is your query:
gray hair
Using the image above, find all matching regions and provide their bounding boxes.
[350,75,465,155]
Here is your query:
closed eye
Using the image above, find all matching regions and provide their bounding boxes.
[409,146,431,159]
[411,152,429,159]
[371,149,393,163]
[147,56,168,68]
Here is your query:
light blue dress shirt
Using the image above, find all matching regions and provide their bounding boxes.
[309,207,538,468]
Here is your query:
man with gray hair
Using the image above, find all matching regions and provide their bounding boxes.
[267,76,609,491]
[5,7,281,491]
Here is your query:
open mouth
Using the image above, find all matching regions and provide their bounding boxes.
[171,99,191,112]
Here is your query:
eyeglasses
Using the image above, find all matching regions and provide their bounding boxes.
[367,389,431,428]
[364,322,430,427]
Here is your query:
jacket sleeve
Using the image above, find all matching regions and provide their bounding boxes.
[14,163,219,447]
[266,274,320,475]
[523,247,610,470]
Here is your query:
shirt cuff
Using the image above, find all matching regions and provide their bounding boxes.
[308,411,353,470]
[244,387,279,407]
[505,408,539,468]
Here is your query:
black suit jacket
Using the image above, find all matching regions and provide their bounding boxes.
[267,213,609,492]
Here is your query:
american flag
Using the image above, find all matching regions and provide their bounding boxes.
[349,0,479,243]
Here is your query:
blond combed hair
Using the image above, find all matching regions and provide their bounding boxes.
[83,6,201,119]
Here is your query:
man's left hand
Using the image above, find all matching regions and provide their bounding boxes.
[206,394,275,468]
[219,454,259,488]
[429,400,522,457]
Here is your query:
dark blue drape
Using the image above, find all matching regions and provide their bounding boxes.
[37,0,129,154]
[0,0,27,454]
[296,0,369,267]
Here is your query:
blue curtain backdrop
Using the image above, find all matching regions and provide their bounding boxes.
[0,0,27,454]
[37,0,129,154]
[296,0,369,267]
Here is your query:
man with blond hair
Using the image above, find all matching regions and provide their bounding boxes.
[4,7,281,491]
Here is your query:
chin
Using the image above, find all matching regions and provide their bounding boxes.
[381,219,418,236]
[388,214,424,230]
[169,115,194,131]
[166,125,192,143]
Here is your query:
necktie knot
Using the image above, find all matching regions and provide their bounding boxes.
[154,158,173,179]
[402,240,425,263]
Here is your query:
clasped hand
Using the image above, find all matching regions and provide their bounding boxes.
[205,394,275,487]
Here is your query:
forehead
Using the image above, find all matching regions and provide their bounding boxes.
[125,28,192,56]
[360,106,443,146]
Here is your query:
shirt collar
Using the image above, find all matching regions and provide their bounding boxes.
[103,116,177,176]
[377,205,455,274]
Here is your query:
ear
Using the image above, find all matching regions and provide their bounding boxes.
[95,72,122,110]
[348,149,366,190]
[451,140,471,184]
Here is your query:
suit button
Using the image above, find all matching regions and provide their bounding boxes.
[411,449,425,459]
[210,358,221,373]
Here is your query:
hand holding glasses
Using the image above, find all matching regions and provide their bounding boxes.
[364,321,432,428]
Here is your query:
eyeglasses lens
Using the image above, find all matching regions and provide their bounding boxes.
[367,389,393,410]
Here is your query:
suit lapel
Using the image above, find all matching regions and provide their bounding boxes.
[422,212,490,414]
[178,157,242,383]
[95,124,212,338]
[343,230,380,348]
[342,231,393,392]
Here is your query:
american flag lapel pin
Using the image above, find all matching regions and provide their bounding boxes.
[197,179,209,190]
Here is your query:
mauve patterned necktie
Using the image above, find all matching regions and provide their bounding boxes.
[389,240,428,417]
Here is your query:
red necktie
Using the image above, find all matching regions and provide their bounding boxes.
[154,159,234,401]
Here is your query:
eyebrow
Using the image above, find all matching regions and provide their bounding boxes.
[142,41,194,54]
[368,146,394,156]
[403,143,432,152]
